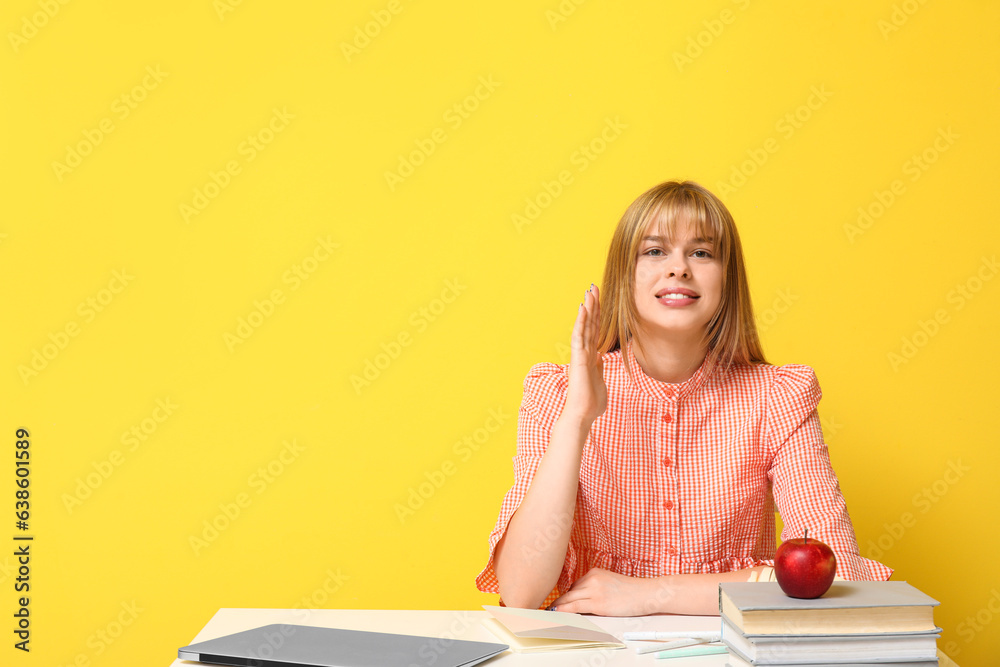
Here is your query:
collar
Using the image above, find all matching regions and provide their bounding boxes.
[623,340,712,404]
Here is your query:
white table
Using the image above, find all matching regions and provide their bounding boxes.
[168,608,960,667]
[167,608,731,666]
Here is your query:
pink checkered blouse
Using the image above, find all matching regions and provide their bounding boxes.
[476,342,892,607]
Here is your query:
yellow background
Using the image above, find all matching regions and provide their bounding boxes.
[2,0,998,665]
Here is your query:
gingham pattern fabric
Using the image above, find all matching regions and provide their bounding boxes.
[476,341,892,606]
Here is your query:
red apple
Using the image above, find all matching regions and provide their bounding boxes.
[774,529,837,599]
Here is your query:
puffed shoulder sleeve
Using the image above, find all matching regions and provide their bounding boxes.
[765,365,893,582]
[518,362,570,454]
[475,363,569,595]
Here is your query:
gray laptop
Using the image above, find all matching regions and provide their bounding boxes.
[178,623,508,667]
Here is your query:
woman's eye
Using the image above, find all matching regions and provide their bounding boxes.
[692,250,712,258]
[644,248,664,256]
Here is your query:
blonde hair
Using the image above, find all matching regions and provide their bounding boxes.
[597,180,768,381]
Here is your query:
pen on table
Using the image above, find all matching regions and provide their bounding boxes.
[655,645,728,659]
[623,631,721,642]
[635,638,713,655]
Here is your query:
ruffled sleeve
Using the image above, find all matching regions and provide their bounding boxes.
[764,365,893,581]
[475,362,571,598]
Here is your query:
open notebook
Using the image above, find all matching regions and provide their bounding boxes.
[481,606,626,653]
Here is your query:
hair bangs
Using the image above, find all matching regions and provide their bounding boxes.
[631,189,729,268]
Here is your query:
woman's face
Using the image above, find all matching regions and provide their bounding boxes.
[633,217,723,344]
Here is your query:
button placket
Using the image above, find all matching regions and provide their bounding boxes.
[661,397,676,468]
[662,411,679,568]
[660,396,679,555]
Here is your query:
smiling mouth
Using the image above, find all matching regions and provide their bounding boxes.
[657,294,699,301]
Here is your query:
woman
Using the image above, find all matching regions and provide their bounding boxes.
[475,180,891,616]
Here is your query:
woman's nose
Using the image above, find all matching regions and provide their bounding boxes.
[667,257,690,279]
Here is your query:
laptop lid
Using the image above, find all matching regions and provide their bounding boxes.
[178,623,508,667]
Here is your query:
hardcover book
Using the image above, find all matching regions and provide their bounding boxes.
[719,581,939,635]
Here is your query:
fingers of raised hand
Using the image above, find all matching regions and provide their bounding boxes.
[571,300,585,348]
[583,284,600,348]
[572,284,598,352]
[583,285,594,344]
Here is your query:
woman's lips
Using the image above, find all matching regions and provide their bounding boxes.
[656,294,699,307]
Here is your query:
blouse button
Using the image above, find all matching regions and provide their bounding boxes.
[662,413,672,422]
[662,500,674,510]
[662,457,672,467]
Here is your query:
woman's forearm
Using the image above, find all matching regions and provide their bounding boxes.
[656,567,766,615]
[493,413,592,609]
[548,566,768,616]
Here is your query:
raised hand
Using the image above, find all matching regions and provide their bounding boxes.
[493,284,610,610]
[563,284,608,426]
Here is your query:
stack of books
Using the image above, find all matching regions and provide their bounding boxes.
[718,581,941,666]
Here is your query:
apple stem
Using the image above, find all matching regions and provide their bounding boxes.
[804,528,809,545]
